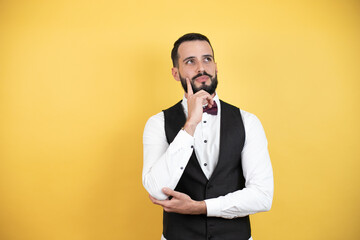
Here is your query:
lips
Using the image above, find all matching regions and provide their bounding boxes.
[195,75,209,83]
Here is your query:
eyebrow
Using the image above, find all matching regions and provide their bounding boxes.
[183,56,195,63]
[203,54,214,59]
[183,54,214,63]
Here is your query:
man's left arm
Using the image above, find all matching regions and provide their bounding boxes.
[205,111,273,218]
[151,111,273,218]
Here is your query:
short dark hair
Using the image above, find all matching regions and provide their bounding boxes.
[171,33,214,67]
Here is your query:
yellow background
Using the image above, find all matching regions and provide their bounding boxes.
[1,0,359,239]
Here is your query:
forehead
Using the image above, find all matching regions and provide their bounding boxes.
[177,40,213,60]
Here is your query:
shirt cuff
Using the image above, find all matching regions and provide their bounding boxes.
[169,129,194,153]
[205,197,223,217]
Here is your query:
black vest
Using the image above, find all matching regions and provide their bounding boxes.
[162,100,251,240]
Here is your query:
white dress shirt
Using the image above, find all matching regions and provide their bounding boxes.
[142,94,273,240]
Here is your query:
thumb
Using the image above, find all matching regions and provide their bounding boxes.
[162,187,173,195]
[162,187,182,198]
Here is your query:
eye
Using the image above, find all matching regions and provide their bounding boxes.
[185,59,194,65]
[204,57,213,62]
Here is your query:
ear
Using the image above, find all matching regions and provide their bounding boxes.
[172,67,180,81]
[215,62,218,74]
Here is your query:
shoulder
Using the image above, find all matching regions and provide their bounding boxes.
[162,100,183,115]
[145,111,164,129]
[143,111,166,143]
[219,100,239,111]
[145,100,183,129]
[239,109,267,143]
[219,100,242,121]
[144,111,164,138]
[220,99,264,131]
[147,111,164,121]
[240,109,260,125]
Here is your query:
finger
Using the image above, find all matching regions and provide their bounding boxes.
[162,187,183,199]
[149,194,158,204]
[198,91,214,107]
[163,207,173,213]
[186,78,193,96]
[207,95,214,107]
[195,92,214,107]
[193,90,212,99]
[149,194,164,204]
[149,195,169,208]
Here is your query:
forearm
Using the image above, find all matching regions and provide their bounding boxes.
[149,188,207,215]
[204,154,273,218]
[205,180,273,218]
[204,110,274,219]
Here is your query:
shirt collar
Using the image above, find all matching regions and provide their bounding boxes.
[181,92,220,116]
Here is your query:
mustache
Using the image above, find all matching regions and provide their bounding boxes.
[192,72,213,81]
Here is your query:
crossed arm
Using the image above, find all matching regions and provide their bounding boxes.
[149,187,207,215]
[143,78,213,215]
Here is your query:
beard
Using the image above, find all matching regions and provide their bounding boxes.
[179,71,218,95]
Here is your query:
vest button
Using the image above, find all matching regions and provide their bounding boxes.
[207,185,212,189]
[204,163,207,166]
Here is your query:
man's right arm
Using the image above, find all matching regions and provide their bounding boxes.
[142,112,195,200]
[143,79,213,200]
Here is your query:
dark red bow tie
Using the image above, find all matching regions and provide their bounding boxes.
[203,101,218,115]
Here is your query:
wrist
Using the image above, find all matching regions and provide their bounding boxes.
[183,121,197,136]
[193,200,207,215]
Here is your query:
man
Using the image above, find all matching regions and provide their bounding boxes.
[142,33,273,240]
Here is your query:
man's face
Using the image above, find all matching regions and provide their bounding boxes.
[172,40,218,95]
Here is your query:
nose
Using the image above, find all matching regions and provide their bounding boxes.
[197,61,205,73]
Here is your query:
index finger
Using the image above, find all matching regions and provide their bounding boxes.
[186,78,193,96]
